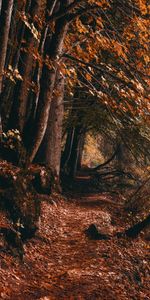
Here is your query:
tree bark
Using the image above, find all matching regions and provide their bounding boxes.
[1,0,30,131]
[24,1,58,136]
[36,70,64,187]
[28,11,69,164]
[66,125,83,178]
[0,0,14,93]
[12,0,42,132]
[61,127,75,169]
[0,1,2,14]
[77,132,85,170]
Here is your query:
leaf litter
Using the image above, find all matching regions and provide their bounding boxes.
[0,185,149,299]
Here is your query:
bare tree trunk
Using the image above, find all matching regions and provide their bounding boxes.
[0,1,27,130]
[24,1,58,139]
[66,126,83,179]
[61,127,75,169]
[13,0,42,132]
[0,0,14,93]
[77,132,85,170]
[0,0,13,134]
[0,1,2,14]
[28,13,69,164]
[42,72,64,176]
[33,0,58,115]
[36,70,64,189]
[27,64,57,164]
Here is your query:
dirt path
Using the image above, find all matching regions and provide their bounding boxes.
[0,176,149,299]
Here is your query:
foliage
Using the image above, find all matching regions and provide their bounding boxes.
[61,0,150,167]
[1,129,22,150]
[82,133,105,167]
[0,129,26,166]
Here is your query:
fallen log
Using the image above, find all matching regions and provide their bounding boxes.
[116,214,150,239]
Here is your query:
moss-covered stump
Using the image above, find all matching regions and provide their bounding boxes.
[0,161,40,243]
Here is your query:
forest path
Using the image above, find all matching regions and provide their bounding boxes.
[0,173,149,300]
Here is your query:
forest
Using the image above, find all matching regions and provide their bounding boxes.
[0,0,149,299]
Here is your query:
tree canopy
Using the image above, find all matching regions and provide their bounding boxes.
[0,0,149,177]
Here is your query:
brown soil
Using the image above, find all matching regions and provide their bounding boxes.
[0,174,149,300]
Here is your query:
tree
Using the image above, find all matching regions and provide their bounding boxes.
[0,0,14,93]
[61,0,149,178]
[36,69,64,188]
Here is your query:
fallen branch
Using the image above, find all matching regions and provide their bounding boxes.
[93,145,120,171]
[94,169,134,180]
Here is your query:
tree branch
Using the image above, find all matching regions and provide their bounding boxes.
[47,0,58,18]
[63,53,137,90]
[47,0,83,23]
[93,145,120,171]
[67,5,99,22]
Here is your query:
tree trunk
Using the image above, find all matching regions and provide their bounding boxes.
[0,1,2,14]
[77,132,85,170]
[61,127,75,169]
[27,64,57,165]
[28,13,69,164]
[0,1,27,130]
[0,0,14,93]
[24,1,58,139]
[36,70,64,189]
[66,126,83,179]
[11,0,42,133]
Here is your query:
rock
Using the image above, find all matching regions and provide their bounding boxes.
[85,224,111,240]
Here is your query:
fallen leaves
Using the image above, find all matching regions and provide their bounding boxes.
[0,175,149,299]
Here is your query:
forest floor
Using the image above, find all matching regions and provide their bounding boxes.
[0,172,149,300]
